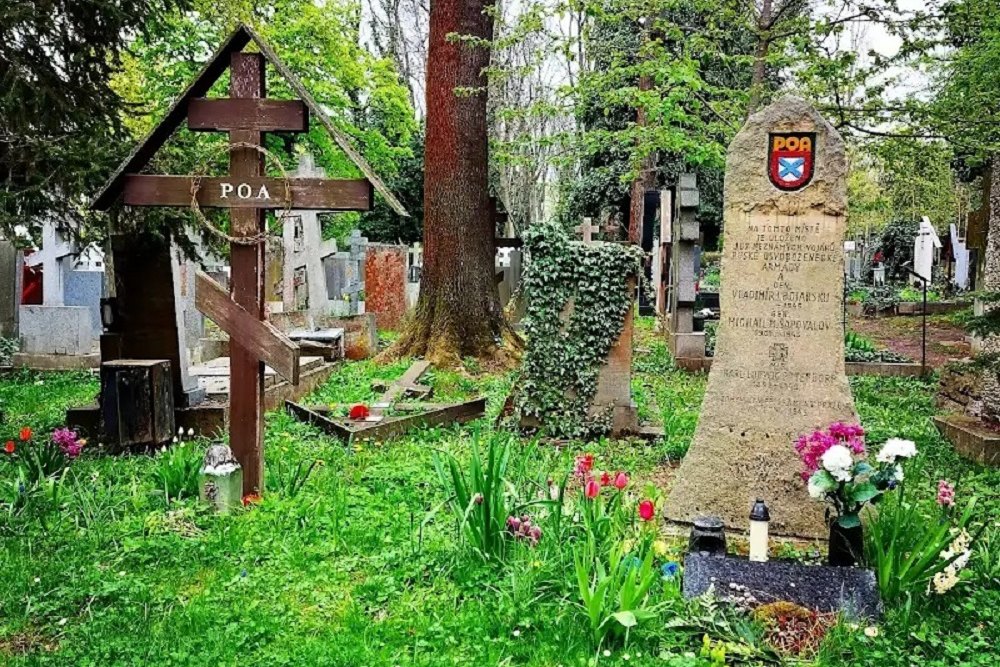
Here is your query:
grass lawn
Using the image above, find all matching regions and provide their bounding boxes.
[1,319,998,666]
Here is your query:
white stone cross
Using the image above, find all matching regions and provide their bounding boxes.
[913,216,942,284]
[23,219,75,305]
[575,217,599,244]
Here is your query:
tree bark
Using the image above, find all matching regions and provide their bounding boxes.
[391,0,518,366]
[982,154,1000,422]
[747,0,773,117]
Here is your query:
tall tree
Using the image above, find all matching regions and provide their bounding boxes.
[0,0,190,240]
[392,0,518,364]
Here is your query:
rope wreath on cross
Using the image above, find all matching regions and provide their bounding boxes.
[187,141,293,246]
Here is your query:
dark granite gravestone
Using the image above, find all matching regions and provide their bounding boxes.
[683,552,881,620]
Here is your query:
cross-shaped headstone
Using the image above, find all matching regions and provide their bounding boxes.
[601,219,621,241]
[575,217,599,244]
[94,28,400,495]
[24,220,75,306]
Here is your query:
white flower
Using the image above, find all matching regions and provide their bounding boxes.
[864,626,879,638]
[876,438,917,463]
[892,464,904,482]
[807,476,826,499]
[931,567,960,594]
[821,445,854,481]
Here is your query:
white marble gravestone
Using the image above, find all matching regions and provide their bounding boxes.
[281,153,340,317]
[913,216,941,285]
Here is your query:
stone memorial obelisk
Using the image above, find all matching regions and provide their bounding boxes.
[665,97,857,539]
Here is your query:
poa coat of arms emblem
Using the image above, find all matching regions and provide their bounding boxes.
[768,132,815,191]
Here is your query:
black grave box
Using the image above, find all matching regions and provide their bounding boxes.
[101,359,176,449]
[682,552,882,620]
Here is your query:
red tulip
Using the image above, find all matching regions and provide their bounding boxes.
[4,440,14,454]
[613,472,629,490]
[349,404,370,420]
[638,500,655,521]
[584,479,600,499]
[599,471,611,486]
[19,427,32,442]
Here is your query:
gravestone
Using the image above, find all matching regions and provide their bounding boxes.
[280,153,339,316]
[665,97,857,539]
[324,229,367,316]
[0,239,20,339]
[406,242,423,308]
[364,243,407,330]
[15,220,99,367]
[653,189,672,315]
[949,223,970,289]
[667,174,705,362]
[913,216,941,285]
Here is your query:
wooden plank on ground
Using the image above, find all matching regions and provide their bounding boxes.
[371,360,431,414]
[354,398,487,441]
[285,401,353,439]
[123,175,373,211]
[195,270,300,384]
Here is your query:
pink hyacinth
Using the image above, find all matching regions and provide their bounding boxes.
[937,480,955,507]
[52,428,83,459]
[506,514,541,546]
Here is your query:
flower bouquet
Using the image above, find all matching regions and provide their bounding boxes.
[795,423,915,565]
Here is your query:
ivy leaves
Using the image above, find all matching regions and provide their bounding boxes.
[518,222,643,438]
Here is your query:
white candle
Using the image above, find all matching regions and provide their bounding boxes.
[749,499,770,562]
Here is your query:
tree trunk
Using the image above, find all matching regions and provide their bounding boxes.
[391,0,518,366]
[982,154,1000,422]
[747,0,772,116]
[627,72,654,244]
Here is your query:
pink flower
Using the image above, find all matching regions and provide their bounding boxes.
[52,428,84,459]
[937,480,955,507]
[584,479,600,499]
[794,423,866,479]
[574,454,594,478]
[613,471,629,490]
[638,500,655,521]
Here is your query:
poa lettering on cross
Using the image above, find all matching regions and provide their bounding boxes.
[92,25,400,495]
[219,182,271,200]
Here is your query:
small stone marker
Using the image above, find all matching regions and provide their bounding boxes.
[665,97,858,539]
[575,218,598,244]
[200,443,244,512]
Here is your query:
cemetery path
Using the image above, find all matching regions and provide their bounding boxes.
[848,313,971,368]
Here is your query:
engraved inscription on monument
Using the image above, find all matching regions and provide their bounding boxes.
[665,96,857,539]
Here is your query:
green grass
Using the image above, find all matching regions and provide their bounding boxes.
[0,332,998,666]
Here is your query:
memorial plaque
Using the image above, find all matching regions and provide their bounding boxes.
[665,97,857,538]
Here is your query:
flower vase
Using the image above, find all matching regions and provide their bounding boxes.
[828,519,864,567]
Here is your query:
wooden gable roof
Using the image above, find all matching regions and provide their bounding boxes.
[93,23,408,216]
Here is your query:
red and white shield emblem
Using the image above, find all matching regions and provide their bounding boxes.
[768,132,815,191]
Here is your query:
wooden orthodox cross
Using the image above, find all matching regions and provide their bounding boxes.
[93,25,406,494]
